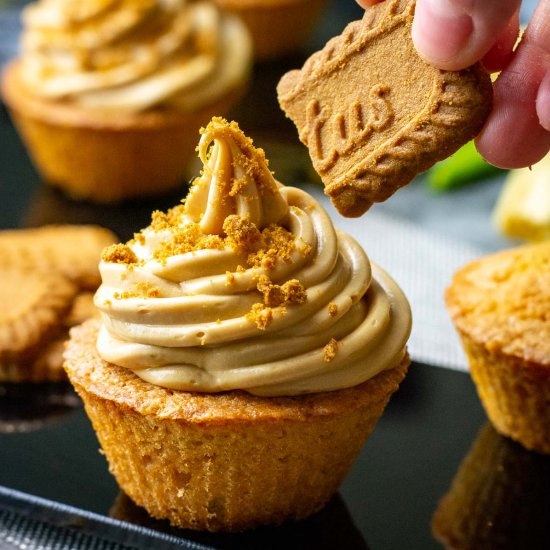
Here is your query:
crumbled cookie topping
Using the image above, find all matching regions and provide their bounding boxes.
[102,244,138,265]
[246,224,297,269]
[257,275,307,307]
[113,282,160,300]
[323,338,338,362]
[149,205,186,232]
[152,224,225,264]
[246,303,273,330]
[223,215,262,250]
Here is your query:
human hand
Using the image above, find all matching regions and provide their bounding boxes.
[356,0,550,169]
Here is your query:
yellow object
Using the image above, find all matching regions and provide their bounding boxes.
[493,154,550,241]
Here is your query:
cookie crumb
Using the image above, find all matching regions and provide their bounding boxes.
[102,244,138,265]
[225,271,236,286]
[113,282,159,300]
[283,279,307,305]
[224,215,261,250]
[247,303,274,330]
[152,224,224,264]
[247,225,296,269]
[257,275,307,307]
[323,338,338,362]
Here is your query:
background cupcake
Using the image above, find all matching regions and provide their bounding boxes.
[215,0,327,60]
[446,241,550,454]
[1,0,252,203]
[64,118,412,531]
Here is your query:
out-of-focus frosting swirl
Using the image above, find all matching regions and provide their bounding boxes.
[18,0,252,112]
[95,118,411,396]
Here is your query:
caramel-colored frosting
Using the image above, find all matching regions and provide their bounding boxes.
[95,118,411,396]
[19,0,251,112]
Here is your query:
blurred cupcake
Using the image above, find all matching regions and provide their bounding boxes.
[446,241,550,454]
[1,0,252,203]
[432,423,550,549]
[215,0,327,60]
[64,117,412,531]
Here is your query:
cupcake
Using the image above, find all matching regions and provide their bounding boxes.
[64,118,412,531]
[215,0,327,60]
[1,0,252,203]
[446,241,550,454]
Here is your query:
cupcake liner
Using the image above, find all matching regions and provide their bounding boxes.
[64,320,409,531]
[460,334,550,455]
[1,62,244,203]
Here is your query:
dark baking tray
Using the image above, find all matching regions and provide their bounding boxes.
[2,365,550,549]
[0,365,479,550]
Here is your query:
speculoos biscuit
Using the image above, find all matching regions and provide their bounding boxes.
[0,267,77,381]
[0,224,117,289]
[277,0,493,217]
[0,225,115,381]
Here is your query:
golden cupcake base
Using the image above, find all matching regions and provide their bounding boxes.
[1,62,244,203]
[64,320,409,531]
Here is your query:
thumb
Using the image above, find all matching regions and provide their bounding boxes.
[411,0,520,70]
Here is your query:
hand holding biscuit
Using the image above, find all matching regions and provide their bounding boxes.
[358,0,550,169]
[278,0,492,216]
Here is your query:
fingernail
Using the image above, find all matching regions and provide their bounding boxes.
[424,0,473,18]
[537,71,550,132]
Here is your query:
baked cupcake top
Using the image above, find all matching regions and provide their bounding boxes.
[18,0,251,113]
[94,118,411,396]
[446,241,550,366]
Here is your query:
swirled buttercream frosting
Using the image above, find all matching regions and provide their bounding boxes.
[18,0,252,112]
[95,118,411,396]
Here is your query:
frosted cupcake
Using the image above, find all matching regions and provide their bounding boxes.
[1,0,252,202]
[64,118,412,531]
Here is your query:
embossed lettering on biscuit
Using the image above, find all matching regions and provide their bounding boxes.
[277,0,493,217]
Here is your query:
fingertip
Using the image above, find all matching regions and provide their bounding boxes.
[475,142,549,170]
[475,110,550,170]
[412,0,474,70]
